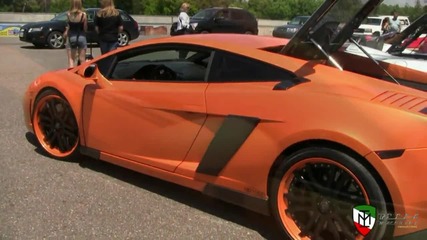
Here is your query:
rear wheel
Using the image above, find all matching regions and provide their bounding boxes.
[270,147,390,240]
[118,31,129,47]
[47,31,65,49]
[32,90,79,159]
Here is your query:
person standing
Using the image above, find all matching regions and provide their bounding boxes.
[94,0,123,55]
[63,0,87,68]
[389,10,401,33]
[176,2,191,34]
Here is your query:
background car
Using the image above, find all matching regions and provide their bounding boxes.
[353,15,410,36]
[188,7,258,34]
[272,15,310,39]
[19,8,140,49]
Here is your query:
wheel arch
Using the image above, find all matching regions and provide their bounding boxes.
[32,84,87,146]
[267,139,395,215]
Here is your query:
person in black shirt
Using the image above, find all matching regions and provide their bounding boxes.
[63,0,87,68]
[94,0,123,55]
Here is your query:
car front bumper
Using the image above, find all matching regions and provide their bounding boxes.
[19,29,46,45]
[366,147,427,238]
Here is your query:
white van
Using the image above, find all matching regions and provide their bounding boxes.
[354,15,410,36]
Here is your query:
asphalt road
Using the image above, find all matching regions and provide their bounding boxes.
[0,36,282,240]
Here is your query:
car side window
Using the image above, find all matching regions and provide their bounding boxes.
[86,10,95,22]
[108,45,213,82]
[120,13,130,21]
[209,51,296,82]
[231,10,246,20]
[216,10,230,20]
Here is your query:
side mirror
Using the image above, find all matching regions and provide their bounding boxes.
[84,64,97,78]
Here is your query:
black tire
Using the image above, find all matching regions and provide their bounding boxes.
[118,31,130,47]
[32,89,80,160]
[47,31,65,49]
[269,147,390,240]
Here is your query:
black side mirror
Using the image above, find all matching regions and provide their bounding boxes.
[84,64,97,78]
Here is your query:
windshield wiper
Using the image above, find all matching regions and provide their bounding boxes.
[349,38,400,85]
[310,38,343,71]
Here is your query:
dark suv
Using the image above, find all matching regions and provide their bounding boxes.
[19,8,140,49]
[272,16,310,39]
[189,7,258,35]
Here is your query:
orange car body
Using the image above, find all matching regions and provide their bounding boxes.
[23,33,427,238]
[22,1,427,239]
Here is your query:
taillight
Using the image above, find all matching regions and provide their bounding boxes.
[134,21,139,30]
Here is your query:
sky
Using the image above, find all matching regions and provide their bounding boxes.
[382,0,426,6]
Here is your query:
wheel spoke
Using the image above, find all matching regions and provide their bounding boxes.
[327,217,341,240]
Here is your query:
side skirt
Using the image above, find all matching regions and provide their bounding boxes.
[80,147,271,216]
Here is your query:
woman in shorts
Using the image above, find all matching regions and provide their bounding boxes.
[63,0,88,68]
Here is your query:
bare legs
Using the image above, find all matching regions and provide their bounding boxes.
[67,48,87,68]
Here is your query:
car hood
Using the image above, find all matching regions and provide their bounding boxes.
[281,0,383,60]
[345,43,427,72]
[276,24,301,29]
[387,13,427,54]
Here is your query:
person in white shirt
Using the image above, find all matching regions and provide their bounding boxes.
[389,10,401,33]
[177,2,190,32]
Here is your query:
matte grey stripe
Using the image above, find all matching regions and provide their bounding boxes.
[196,115,260,176]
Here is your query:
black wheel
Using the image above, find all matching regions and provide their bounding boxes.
[118,31,129,47]
[47,31,65,49]
[270,147,390,240]
[32,90,79,159]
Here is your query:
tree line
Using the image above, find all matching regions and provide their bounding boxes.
[0,0,425,21]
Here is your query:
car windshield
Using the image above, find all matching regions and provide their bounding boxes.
[289,16,309,25]
[362,18,382,25]
[51,12,68,21]
[192,9,217,19]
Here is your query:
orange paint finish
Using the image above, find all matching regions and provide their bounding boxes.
[82,79,209,172]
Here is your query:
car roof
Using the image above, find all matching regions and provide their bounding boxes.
[134,34,288,50]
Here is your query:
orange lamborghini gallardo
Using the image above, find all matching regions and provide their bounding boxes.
[23,0,426,239]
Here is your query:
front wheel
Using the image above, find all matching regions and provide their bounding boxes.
[269,147,390,240]
[47,31,65,49]
[118,31,129,47]
[32,90,79,159]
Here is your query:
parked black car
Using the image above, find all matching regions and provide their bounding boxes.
[272,16,310,39]
[181,7,258,35]
[19,8,140,49]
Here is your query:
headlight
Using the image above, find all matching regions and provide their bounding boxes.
[286,28,298,33]
[29,27,43,32]
[191,23,198,29]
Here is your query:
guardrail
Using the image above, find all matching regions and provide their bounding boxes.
[0,12,287,37]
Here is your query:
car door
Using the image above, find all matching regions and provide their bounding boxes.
[81,44,212,172]
[175,50,301,180]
